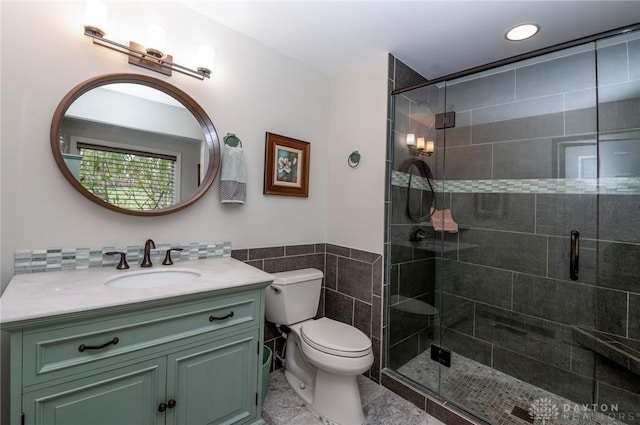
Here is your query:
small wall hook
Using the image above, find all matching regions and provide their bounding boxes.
[348,151,361,168]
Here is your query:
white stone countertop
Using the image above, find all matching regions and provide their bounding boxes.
[0,257,274,325]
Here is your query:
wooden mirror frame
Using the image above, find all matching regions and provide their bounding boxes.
[50,73,221,216]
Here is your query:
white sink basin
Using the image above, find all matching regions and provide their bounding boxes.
[105,269,201,289]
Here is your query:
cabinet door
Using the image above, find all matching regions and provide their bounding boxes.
[167,330,258,425]
[22,359,166,425]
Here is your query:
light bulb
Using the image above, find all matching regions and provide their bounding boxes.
[425,140,435,154]
[197,45,215,75]
[406,133,416,147]
[146,24,166,58]
[84,0,107,37]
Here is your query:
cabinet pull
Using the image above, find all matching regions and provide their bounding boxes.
[167,399,177,409]
[78,337,119,352]
[158,402,167,412]
[209,311,234,322]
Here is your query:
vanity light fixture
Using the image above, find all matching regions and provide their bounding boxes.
[83,1,213,80]
[505,23,540,41]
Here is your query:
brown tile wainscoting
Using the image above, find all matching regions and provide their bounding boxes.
[232,243,384,383]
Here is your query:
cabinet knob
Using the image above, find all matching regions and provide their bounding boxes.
[158,400,176,412]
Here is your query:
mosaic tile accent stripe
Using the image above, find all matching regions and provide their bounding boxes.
[14,241,232,274]
[391,170,640,195]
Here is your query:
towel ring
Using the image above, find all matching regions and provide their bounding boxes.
[224,133,242,147]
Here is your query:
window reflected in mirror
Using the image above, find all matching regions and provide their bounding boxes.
[51,74,220,216]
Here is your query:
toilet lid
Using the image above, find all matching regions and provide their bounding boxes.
[300,318,371,358]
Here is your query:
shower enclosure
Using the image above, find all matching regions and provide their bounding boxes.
[387,26,640,425]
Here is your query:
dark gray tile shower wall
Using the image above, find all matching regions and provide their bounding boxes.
[442,42,640,411]
[387,34,640,423]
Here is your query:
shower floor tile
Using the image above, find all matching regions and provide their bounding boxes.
[398,348,629,425]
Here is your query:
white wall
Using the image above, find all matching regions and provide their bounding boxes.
[0,1,390,288]
[0,0,332,289]
[0,1,389,421]
[327,53,389,254]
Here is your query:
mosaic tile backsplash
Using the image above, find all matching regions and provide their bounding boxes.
[14,241,232,274]
[391,170,640,195]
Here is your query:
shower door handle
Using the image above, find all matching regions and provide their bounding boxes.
[570,230,580,281]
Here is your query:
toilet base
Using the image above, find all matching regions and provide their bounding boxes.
[313,369,365,425]
[286,368,365,425]
[283,321,369,425]
[284,369,315,407]
[284,348,364,425]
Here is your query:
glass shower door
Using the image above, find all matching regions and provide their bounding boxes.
[589,32,640,424]
[388,83,445,396]
[435,32,640,425]
[388,27,640,425]
[435,42,601,424]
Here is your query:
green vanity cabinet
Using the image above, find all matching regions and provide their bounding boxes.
[22,358,166,425]
[8,286,268,425]
[167,330,258,425]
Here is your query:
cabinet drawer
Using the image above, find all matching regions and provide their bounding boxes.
[23,291,260,387]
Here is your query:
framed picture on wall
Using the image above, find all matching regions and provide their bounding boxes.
[263,132,310,197]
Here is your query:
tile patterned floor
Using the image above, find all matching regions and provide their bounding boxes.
[398,348,630,425]
[261,369,446,425]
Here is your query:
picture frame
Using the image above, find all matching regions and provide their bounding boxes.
[263,132,310,197]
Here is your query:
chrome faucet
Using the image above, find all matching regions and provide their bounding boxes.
[141,239,156,267]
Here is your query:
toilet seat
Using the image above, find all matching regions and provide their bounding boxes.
[300,318,371,358]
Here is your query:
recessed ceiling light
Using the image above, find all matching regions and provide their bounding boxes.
[505,23,540,41]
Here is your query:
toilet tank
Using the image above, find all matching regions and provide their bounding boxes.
[265,268,323,325]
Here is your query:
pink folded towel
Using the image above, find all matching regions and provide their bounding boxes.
[430,208,459,233]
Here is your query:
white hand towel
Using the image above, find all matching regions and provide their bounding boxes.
[220,135,247,204]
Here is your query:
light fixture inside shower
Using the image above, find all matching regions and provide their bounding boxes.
[406,134,434,156]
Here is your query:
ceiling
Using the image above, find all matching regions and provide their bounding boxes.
[182,1,640,80]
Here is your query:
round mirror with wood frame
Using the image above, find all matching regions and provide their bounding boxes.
[50,73,220,216]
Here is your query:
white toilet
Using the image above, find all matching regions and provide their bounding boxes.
[266,268,373,425]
